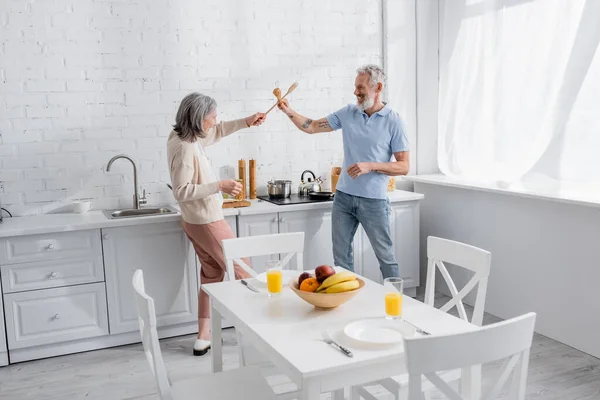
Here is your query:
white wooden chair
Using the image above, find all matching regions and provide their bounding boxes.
[424,236,492,327]
[221,232,304,400]
[132,269,276,400]
[404,312,536,400]
[352,236,492,400]
[221,231,305,280]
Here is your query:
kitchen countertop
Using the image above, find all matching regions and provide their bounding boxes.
[0,204,237,239]
[0,190,423,238]
[238,189,424,215]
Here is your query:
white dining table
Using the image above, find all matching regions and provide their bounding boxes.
[203,274,478,400]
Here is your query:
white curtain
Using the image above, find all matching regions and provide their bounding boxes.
[438,0,600,194]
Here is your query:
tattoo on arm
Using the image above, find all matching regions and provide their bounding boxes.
[287,114,294,119]
[317,120,330,129]
[301,118,313,129]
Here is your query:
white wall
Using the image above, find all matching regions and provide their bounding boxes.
[0,0,394,216]
[415,0,439,176]
[415,181,600,359]
[383,0,417,176]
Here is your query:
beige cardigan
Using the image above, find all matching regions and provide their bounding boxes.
[167,119,247,224]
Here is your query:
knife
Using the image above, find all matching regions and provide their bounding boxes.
[240,279,260,293]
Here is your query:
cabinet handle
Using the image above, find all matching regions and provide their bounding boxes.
[272,217,278,223]
[47,244,55,250]
[279,218,285,223]
[50,272,58,278]
[103,234,109,240]
[53,314,60,320]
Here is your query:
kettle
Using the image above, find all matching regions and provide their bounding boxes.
[298,170,322,196]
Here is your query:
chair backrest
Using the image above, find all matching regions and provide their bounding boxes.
[405,312,536,400]
[132,269,173,400]
[424,236,492,326]
[221,232,305,280]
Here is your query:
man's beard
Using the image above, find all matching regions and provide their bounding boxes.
[356,95,374,111]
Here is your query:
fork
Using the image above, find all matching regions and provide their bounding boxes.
[321,331,353,357]
[404,320,431,336]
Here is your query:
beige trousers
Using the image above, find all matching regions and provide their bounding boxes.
[181,219,252,318]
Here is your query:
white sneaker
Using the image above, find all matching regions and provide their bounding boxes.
[193,339,211,356]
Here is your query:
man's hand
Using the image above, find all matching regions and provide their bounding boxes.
[245,113,266,127]
[277,98,292,115]
[347,162,373,179]
[277,99,332,134]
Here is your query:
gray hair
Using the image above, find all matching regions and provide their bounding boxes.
[173,92,217,141]
[356,64,386,88]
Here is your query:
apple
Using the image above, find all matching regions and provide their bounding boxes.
[315,265,336,283]
[298,272,312,286]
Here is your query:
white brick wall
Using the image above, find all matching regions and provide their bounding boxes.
[0,0,384,216]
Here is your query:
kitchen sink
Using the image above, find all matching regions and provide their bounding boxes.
[102,206,178,219]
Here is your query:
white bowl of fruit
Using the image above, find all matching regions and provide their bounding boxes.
[288,265,365,310]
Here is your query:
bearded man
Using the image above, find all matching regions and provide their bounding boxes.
[277,64,409,279]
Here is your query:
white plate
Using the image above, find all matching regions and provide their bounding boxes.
[344,318,416,345]
[255,269,300,284]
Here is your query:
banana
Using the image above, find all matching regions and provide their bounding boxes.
[317,271,356,292]
[324,279,360,293]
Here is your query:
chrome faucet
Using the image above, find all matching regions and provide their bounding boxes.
[106,154,147,209]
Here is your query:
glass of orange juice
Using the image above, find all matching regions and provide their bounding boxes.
[266,260,283,297]
[384,277,403,319]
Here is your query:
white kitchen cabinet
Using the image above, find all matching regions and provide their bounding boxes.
[225,215,237,236]
[237,212,279,274]
[353,202,420,290]
[237,203,420,288]
[0,284,7,366]
[0,229,102,265]
[390,202,420,289]
[102,222,197,334]
[278,209,335,270]
[1,256,104,293]
[3,283,109,350]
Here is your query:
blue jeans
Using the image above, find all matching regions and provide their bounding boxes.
[332,190,399,279]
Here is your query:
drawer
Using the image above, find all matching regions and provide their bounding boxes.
[0,230,102,265]
[4,283,109,349]
[1,256,104,293]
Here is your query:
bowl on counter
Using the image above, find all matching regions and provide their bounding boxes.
[71,198,94,214]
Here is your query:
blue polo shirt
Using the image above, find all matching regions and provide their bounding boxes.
[326,103,409,199]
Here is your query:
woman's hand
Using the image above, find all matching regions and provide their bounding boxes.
[219,180,243,196]
[245,113,266,127]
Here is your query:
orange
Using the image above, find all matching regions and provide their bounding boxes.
[299,277,319,292]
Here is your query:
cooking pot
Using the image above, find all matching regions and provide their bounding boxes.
[298,170,322,196]
[267,179,292,199]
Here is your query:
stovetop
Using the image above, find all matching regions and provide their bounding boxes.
[257,194,333,206]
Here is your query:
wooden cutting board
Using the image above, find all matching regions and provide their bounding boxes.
[222,200,251,209]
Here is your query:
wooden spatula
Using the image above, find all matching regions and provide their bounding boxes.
[265,82,298,114]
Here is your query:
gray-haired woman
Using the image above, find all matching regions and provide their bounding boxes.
[167,92,265,356]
